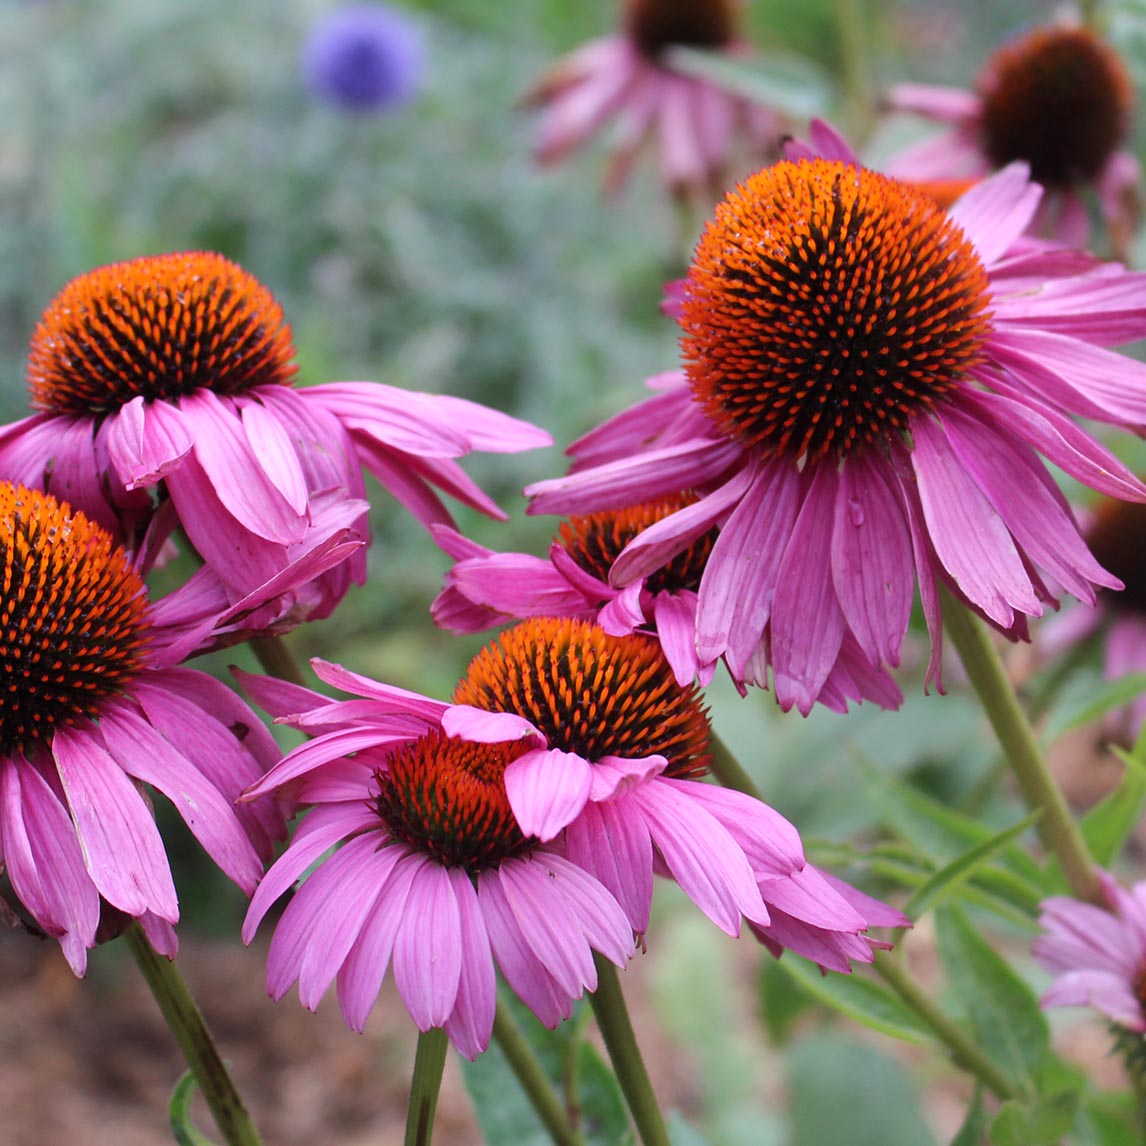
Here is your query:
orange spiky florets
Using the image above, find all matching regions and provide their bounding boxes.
[28,251,297,416]
[0,485,150,754]
[681,158,992,462]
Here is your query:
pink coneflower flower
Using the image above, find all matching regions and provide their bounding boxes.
[525,0,778,198]
[886,24,1138,245]
[239,687,634,1059]
[0,252,550,611]
[526,158,1146,714]
[1040,493,1146,741]
[1033,870,1146,1033]
[0,484,288,976]
[430,497,901,711]
[241,617,905,971]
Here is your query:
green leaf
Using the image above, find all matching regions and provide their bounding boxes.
[1080,747,1146,866]
[935,905,1051,1094]
[904,811,1042,919]
[666,46,834,117]
[787,1034,937,1146]
[167,1072,219,1146]
[461,999,630,1146]
[1043,672,1146,743]
[989,1091,1078,1146]
[759,953,814,1044]
[772,954,932,1044]
[948,1089,986,1146]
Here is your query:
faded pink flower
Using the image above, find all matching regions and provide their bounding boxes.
[525,0,777,198]
[0,252,550,624]
[526,156,1146,714]
[886,23,1138,245]
[0,484,291,975]
[1034,869,1146,1032]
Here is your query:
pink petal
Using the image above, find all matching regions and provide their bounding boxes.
[441,706,546,747]
[105,396,193,489]
[886,82,981,121]
[651,591,704,686]
[831,457,913,668]
[771,464,846,714]
[443,870,497,1059]
[393,859,463,1029]
[911,415,1040,626]
[310,659,450,722]
[948,163,1042,266]
[240,400,310,515]
[588,755,667,802]
[52,724,178,923]
[504,749,594,841]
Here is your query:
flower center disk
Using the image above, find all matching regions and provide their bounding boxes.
[374,732,535,869]
[453,616,712,778]
[28,251,298,416]
[680,159,992,462]
[625,0,738,58]
[0,485,150,755]
[979,26,1132,189]
[558,493,715,597]
[1086,495,1146,615]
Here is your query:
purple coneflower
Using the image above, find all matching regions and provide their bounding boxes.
[242,616,904,979]
[0,484,289,975]
[430,495,901,710]
[886,23,1138,244]
[526,157,1146,714]
[1034,870,1146,1033]
[303,3,424,114]
[525,0,778,198]
[0,252,550,614]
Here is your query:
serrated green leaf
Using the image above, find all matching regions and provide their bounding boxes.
[936,905,1050,1095]
[666,45,833,117]
[772,954,932,1044]
[904,811,1042,919]
[1043,672,1146,743]
[167,1072,219,1146]
[1080,747,1146,866]
[989,1091,1078,1146]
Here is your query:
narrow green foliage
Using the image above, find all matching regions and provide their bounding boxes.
[169,1073,222,1146]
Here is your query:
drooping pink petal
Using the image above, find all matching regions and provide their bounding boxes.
[105,396,193,489]
[588,755,667,802]
[443,870,497,1060]
[885,82,981,121]
[98,701,263,894]
[696,457,803,670]
[52,724,179,923]
[336,850,422,1032]
[651,591,705,686]
[392,858,463,1029]
[504,749,594,841]
[771,464,847,714]
[831,457,914,668]
[310,660,450,722]
[911,415,1040,627]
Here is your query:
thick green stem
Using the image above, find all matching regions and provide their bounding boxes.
[874,950,1022,1101]
[124,925,261,1146]
[942,592,1101,904]
[248,634,307,687]
[709,731,760,797]
[405,1027,448,1146]
[588,955,669,1146]
[492,1001,585,1146]
[836,0,873,137]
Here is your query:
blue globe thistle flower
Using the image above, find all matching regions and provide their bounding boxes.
[303,4,424,113]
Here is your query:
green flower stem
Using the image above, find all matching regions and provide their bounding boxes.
[709,731,760,797]
[836,0,874,137]
[873,949,1022,1101]
[588,955,669,1146]
[492,1000,586,1146]
[405,1027,449,1146]
[248,634,307,687]
[941,591,1102,905]
[124,924,262,1146]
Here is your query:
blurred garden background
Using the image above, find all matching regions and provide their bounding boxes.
[4,0,1146,1142]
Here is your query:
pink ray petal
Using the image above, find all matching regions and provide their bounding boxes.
[505,749,594,841]
[393,859,463,1029]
